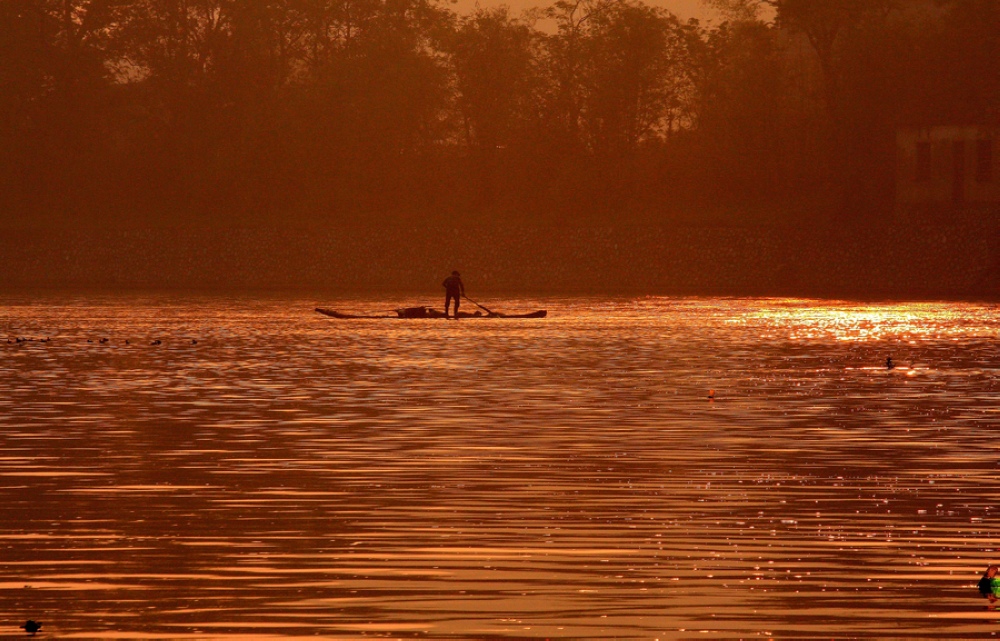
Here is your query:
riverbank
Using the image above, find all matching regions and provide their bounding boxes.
[1,223,997,298]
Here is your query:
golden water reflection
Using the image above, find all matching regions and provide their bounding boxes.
[2,295,1000,638]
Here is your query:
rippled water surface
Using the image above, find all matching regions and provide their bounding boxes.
[3,294,1000,639]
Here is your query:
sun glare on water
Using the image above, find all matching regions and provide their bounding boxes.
[742,299,998,343]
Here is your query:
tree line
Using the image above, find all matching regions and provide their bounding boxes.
[1,0,996,227]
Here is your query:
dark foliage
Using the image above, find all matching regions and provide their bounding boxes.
[0,0,992,227]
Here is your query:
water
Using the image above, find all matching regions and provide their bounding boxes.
[2,294,1000,639]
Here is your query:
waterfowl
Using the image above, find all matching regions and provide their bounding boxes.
[20,620,41,635]
[979,565,999,597]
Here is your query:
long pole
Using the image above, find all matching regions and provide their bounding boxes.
[464,295,495,316]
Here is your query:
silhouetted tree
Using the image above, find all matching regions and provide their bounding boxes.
[765,0,894,114]
[0,0,125,216]
[579,1,694,156]
[291,0,452,215]
[935,0,1000,122]
[447,8,538,152]
[443,7,541,204]
[696,13,790,208]
[0,0,994,227]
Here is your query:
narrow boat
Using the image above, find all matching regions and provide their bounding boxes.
[316,307,546,320]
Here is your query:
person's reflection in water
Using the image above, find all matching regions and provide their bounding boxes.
[978,565,999,605]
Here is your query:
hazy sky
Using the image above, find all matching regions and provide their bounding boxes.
[451,0,718,21]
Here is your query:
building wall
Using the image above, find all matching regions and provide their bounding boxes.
[897,126,1000,220]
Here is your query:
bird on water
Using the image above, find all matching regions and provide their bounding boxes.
[21,620,42,636]
[980,565,1000,598]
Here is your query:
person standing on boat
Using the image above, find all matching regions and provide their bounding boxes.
[442,271,465,319]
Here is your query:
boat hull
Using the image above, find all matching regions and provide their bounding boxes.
[316,308,546,320]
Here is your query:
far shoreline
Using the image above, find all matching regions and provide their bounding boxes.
[1,218,997,303]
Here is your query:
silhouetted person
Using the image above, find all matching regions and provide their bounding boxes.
[980,565,999,601]
[21,620,41,636]
[886,357,894,370]
[442,271,465,319]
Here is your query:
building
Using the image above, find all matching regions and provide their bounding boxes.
[896,126,999,222]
